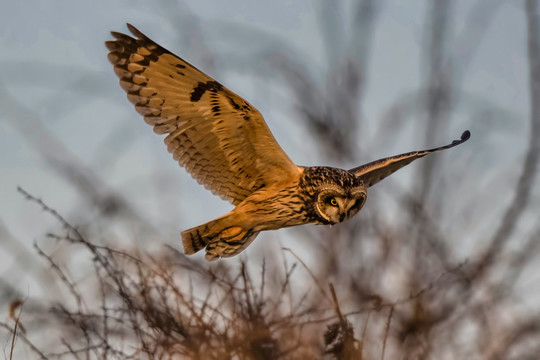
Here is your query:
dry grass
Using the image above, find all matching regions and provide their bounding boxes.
[4,184,539,359]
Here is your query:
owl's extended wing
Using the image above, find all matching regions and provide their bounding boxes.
[106,24,300,205]
[350,130,470,187]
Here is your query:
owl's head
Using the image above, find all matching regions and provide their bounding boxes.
[314,184,367,225]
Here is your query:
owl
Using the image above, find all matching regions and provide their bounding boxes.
[106,24,470,261]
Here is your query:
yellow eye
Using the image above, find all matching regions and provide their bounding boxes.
[330,197,338,207]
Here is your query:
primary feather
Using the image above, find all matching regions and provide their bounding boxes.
[106,24,300,206]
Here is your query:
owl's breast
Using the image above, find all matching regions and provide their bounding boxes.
[234,182,311,231]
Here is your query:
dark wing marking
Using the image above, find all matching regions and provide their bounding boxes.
[106,24,300,205]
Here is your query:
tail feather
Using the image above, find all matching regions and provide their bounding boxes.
[181,218,260,261]
[182,225,210,255]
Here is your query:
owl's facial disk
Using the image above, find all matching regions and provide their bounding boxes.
[315,185,367,225]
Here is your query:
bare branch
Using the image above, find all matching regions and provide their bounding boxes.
[477,0,540,276]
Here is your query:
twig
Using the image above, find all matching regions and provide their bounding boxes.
[329,284,345,323]
[33,242,85,310]
[360,310,371,358]
[394,261,468,306]
[18,187,83,241]
[282,247,329,301]
[0,322,47,359]
[381,306,394,360]
[9,299,24,360]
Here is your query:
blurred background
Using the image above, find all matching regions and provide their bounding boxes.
[1,1,539,359]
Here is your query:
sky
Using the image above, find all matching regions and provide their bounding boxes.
[0,0,535,301]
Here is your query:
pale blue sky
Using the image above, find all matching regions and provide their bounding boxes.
[0,1,535,298]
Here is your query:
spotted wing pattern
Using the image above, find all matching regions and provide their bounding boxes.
[106,24,300,205]
[350,131,470,187]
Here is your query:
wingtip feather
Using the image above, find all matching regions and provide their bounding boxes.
[126,23,145,39]
[451,130,471,146]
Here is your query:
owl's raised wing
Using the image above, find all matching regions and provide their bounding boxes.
[106,24,300,205]
[350,130,470,187]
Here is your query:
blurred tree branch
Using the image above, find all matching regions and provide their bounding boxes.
[477,0,540,277]
[2,1,540,359]
[0,84,158,238]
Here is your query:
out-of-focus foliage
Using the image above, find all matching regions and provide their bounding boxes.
[2,1,540,359]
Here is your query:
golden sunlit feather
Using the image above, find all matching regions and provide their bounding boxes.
[106,24,470,261]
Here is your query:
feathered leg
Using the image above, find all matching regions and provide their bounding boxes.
[181,215,260,261]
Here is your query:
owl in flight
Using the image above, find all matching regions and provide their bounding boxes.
[106,24,470,261]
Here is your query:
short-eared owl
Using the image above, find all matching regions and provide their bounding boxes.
[106,24,470,261]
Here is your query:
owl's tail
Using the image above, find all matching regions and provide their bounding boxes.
[182,217,260,261]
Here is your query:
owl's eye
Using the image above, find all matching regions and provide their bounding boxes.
[328,197,338,207]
